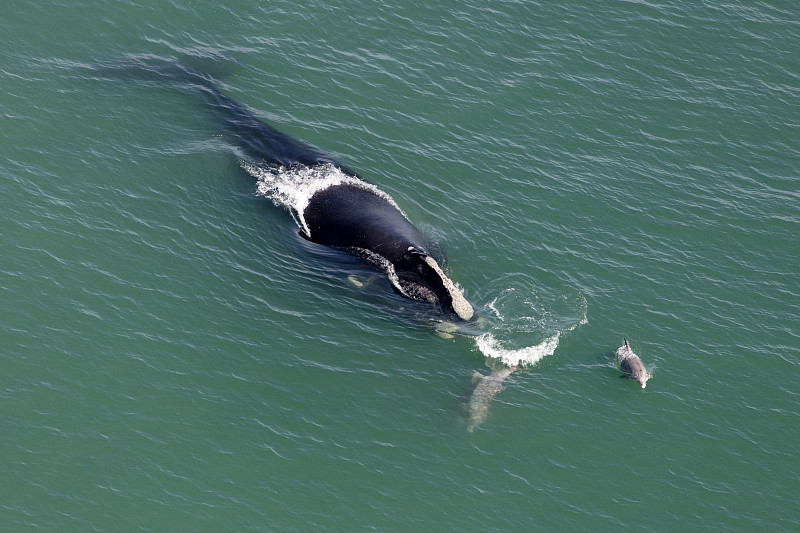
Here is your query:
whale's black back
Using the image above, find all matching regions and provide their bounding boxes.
[303,184,427,263]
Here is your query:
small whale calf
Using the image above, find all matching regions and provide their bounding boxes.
[468,366,516,431]
[615,338,651,389]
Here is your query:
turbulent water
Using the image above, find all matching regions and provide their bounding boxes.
[3,1,799,531]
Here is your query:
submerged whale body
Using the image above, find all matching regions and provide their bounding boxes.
[113,60,474,320]
[468,366,516,431]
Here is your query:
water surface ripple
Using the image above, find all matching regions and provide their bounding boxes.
[2,0,798,531]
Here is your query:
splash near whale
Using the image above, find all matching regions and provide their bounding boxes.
[465,284,588,430]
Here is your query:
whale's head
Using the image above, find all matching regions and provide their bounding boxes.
[395,247,474,321]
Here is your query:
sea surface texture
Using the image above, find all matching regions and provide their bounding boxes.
[2,1,798,531]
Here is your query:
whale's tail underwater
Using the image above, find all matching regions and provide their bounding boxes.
[91,56,343,169]
[91,56,474,322]
[615,338,652,389]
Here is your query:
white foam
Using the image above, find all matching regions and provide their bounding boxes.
[474,283,587,368]
[475,332,560,368]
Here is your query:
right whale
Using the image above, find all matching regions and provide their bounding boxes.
[615,339,652,389]
[194,68,474,320]
[104,60,474,321]
[227,104,475,320]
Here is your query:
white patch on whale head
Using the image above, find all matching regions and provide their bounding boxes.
[422,255,473,320]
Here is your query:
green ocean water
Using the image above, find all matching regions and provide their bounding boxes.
[2,1,798,531]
